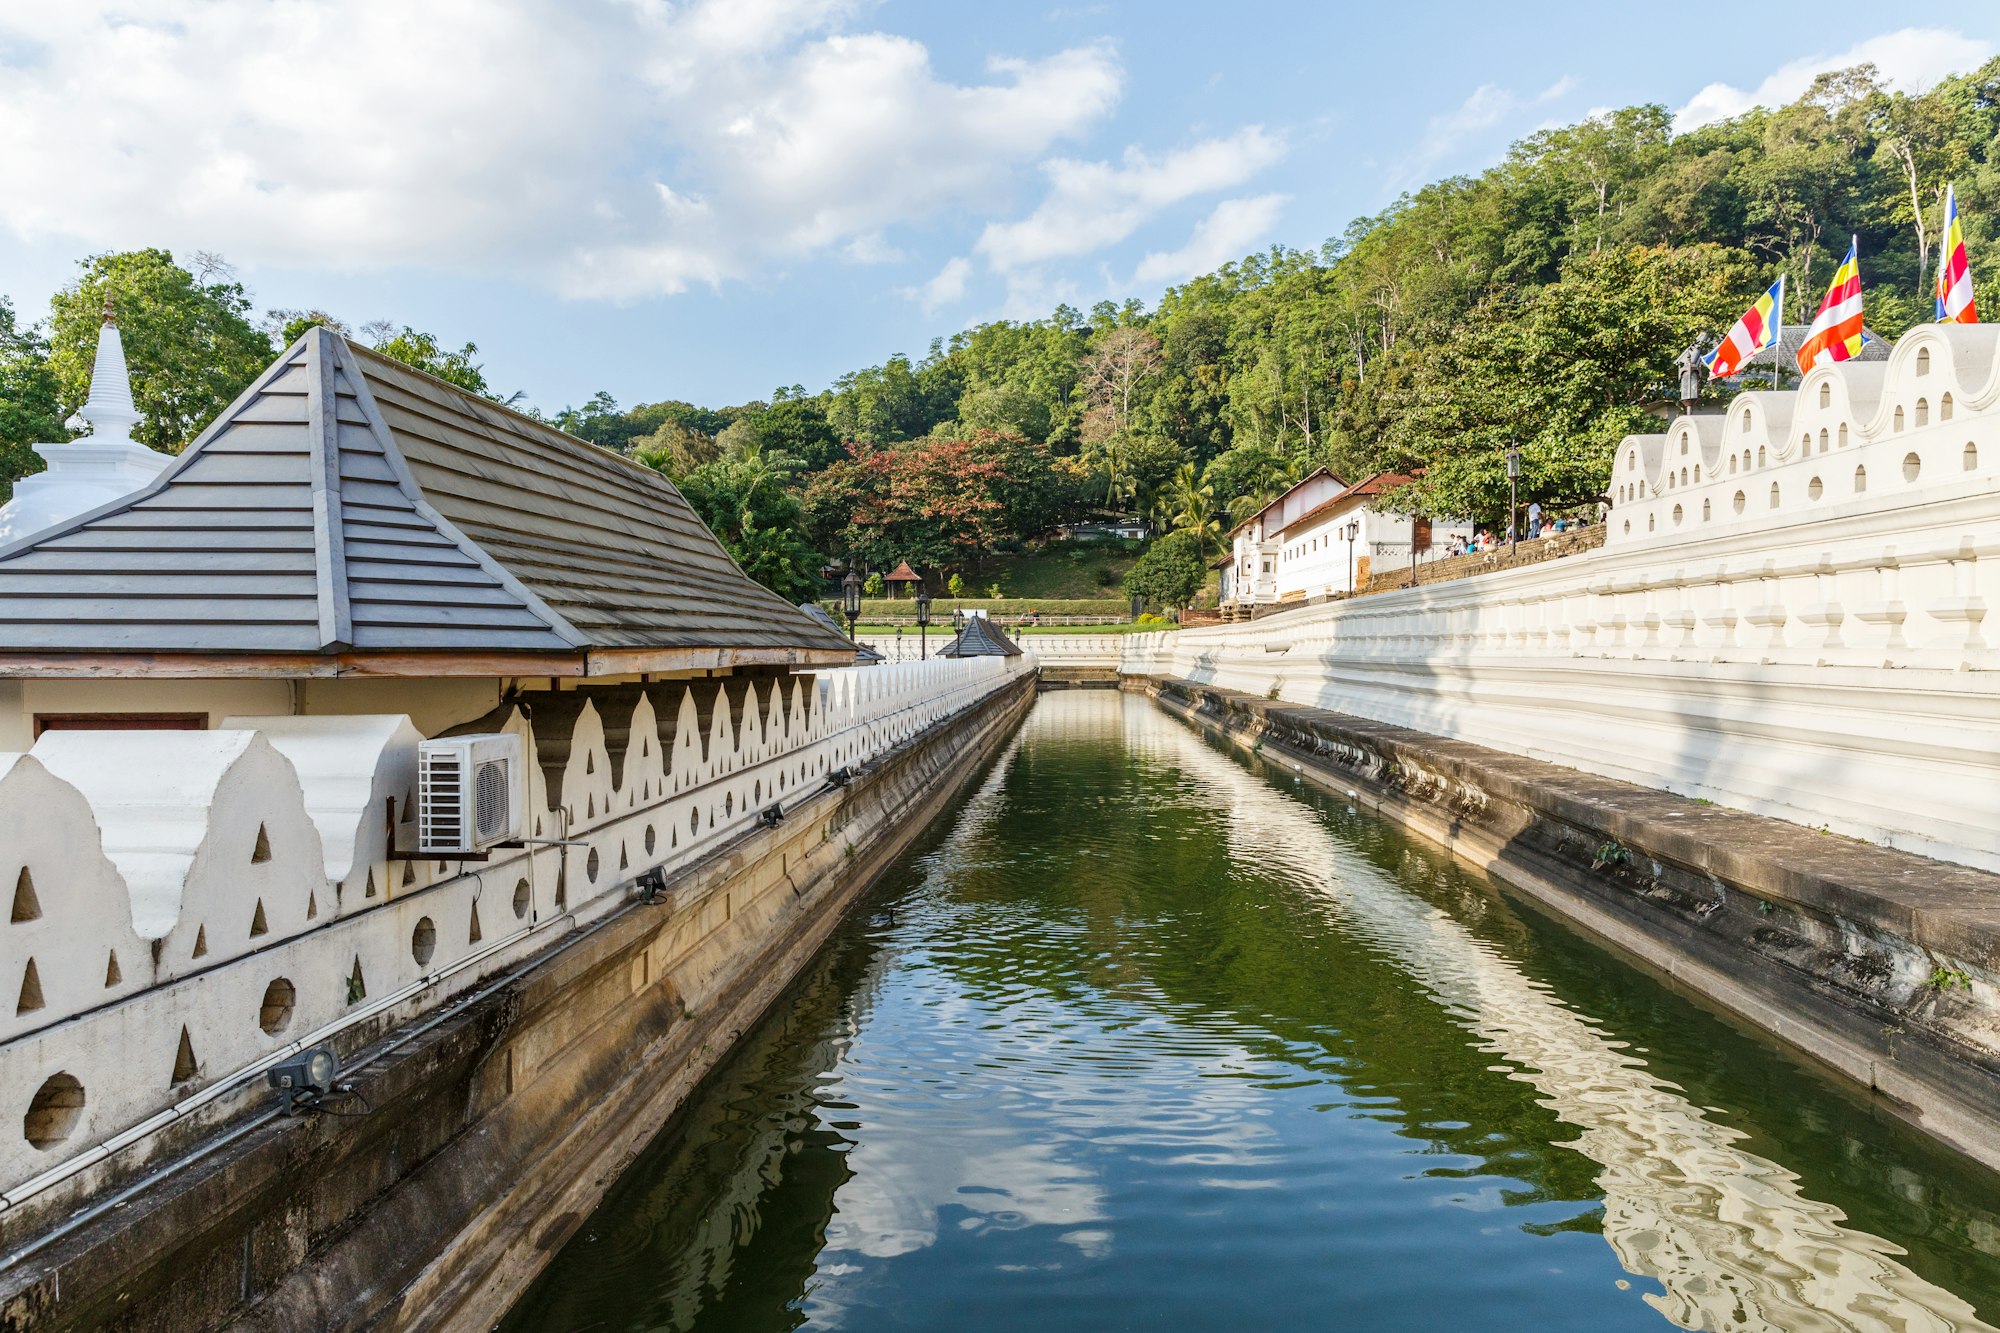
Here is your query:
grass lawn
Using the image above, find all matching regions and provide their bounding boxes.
[974,538,1144,599]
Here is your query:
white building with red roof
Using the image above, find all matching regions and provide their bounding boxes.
[1222,471,1470,611]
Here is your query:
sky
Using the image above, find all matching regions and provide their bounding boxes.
[1,2,1997,416]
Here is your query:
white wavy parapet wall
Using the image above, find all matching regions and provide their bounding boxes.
[1121,321,2000,874]
[0,656,1029,1203]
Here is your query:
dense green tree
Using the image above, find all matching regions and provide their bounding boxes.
[649,446,822,602]
[0,298,64,503]
[372,326,489,395]
[825,348,960,444]
[47,249,271,454]
[1123,530,1206,611]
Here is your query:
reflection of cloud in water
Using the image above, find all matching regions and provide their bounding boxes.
[824,1132,1105,1259]
[1123,694,1994,1333]
[818,980,1287,1270]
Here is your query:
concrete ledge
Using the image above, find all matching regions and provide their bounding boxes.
[1129,673,2000,1173]
[0,673,1036,1333]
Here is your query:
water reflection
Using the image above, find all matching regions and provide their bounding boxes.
[504,692,2000,1333]
[1119,696,1991,1331]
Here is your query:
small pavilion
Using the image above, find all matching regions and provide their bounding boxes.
[883,561,923,598]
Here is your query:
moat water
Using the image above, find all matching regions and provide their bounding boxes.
[502,692,2000,1332]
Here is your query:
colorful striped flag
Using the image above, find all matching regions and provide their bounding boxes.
[1936,184,1978,323]
[1796,239,1866,371]
[1705,276,1784,379]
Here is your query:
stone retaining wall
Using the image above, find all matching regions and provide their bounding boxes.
[1132,674,2000,1172]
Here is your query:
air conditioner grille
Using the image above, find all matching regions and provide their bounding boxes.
[420,754,468,852]
[474,760,510,840]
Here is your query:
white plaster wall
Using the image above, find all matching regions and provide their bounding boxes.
[0,656,1029,1200]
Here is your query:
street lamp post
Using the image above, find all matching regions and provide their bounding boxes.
[1343,518,1361,595]
[1505,445,1522,551]
[915,581,933,660]
[841,568,862,643]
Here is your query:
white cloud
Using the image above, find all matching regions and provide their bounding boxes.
[0,1,1123,299]
[844,232,906,265]
[1132,193,1287,287]
[1397,75,1574,190]
[907,256,973,313]
[974,127,1285,271]
[1675,27,1995,129]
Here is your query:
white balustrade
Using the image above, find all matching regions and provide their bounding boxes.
[0,656,1027,1201]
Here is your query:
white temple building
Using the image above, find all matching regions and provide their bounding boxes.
[1221,469,1470,613]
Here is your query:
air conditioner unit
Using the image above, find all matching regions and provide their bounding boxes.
[417,733,524,855]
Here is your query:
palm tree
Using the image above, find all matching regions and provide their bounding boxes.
[1167,462,1222,557]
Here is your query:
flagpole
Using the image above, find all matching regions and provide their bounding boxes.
[1771,271,1784,392]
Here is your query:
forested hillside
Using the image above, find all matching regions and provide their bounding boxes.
[4,60,1997,601]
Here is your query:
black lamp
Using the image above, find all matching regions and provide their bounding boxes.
[841,568,862,641]
[1343,518,1361,594]
[914,580,933,660]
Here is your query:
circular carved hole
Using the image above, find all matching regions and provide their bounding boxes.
[412,916,437,967]
[1904,451,1922,483]
[512,877,530,919]
[1732,490,1746,515]
[644,826,657,855]
[258,978,296,1034]
[24,1073,84,1150]
[1808,477,1823,500]
[690,808,699,835]
[586,848,601,883]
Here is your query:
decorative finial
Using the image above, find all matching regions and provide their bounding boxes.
[77,313,141,444]
[100,293,118,328]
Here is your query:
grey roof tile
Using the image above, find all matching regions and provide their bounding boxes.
[0,329,852,664]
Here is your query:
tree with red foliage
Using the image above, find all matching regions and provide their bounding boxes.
[802,428,1078,575]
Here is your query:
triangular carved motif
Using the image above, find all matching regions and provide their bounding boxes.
[16,958,44,1014]
[10,867,40,923]
[171,1026,198,1084]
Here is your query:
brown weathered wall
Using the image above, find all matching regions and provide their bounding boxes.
[1130,674,2000,1173]
[0,673,1036,1333]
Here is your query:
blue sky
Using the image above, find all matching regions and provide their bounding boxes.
[2,3,1996,415]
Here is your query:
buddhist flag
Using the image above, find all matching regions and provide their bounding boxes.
[1796,239,1866,371]
[1706,276,1784,379]
[1936,184,1978,323]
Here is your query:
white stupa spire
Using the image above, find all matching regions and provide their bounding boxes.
[68,299,142,443]
[0,297,170,546]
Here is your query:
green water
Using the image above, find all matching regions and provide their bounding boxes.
[502,692,2000,1332]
